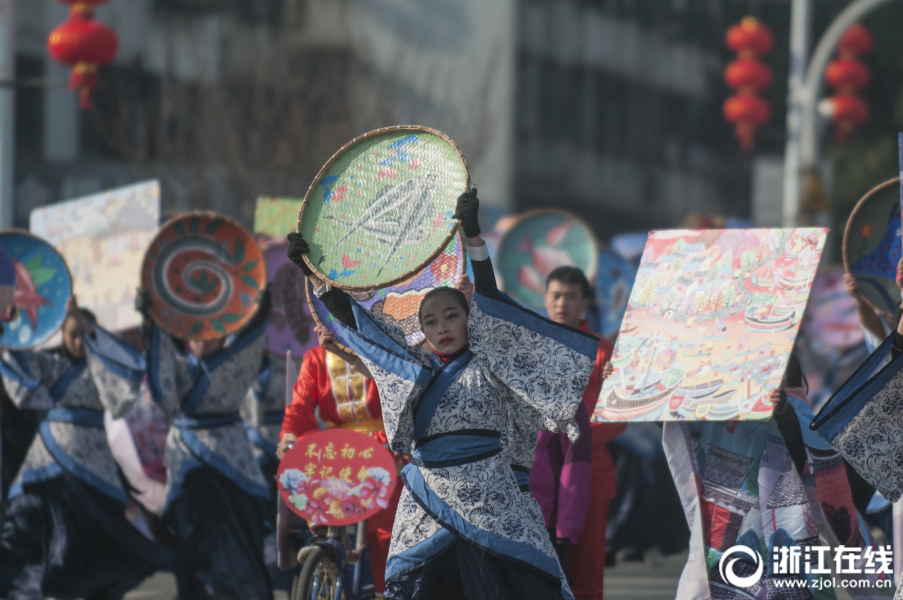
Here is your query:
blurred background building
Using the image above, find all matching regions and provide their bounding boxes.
[10,0,903,244]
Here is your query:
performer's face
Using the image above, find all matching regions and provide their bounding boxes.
[62,316,86,360]
[189,337,225,359]
[544,280,590,329]
[420,295,468,355]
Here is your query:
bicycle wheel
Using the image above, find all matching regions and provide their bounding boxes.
[291,545,347,600]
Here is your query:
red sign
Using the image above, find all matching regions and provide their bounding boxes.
[277,429,397,526]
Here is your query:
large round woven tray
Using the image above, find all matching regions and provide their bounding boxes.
[495,209,599,312]
[297,125,469,291]
[307,232,466,356]
[0,230,72,349]
[141,212,267,340]
[842,177,901,320]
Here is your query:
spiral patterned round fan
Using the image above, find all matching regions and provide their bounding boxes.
[141,212,267,340]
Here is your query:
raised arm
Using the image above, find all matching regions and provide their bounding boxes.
[452,188,498,295]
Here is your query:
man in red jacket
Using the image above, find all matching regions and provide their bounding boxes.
[532,266,625,600]
[277,342,400,597]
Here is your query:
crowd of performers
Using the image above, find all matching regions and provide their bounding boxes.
[1,189,903,600]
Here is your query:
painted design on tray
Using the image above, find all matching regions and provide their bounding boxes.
[851,202,902,315]
[0,234,71,348]
[496,212,598,312]
[302,131,464,287]
[318,165,440,279]
[595,228,826,422]
[144,215,266,339]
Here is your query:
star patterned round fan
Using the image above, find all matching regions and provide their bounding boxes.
[495,210,599,312]
[0,231,72,349]
[843,177,901,319]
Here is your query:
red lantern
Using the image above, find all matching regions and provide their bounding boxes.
[726,17,775,58]
[724,58,773,93]
[824,24,873,143]
[47,8,118,110]
[837,23,874,58]
[723,94,771,152]
[724,17,774,151]
[825,58,871,92]
[823,95,870,143]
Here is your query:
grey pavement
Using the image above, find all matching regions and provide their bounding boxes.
[119,553,687,600]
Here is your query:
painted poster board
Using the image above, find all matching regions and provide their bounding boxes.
[30,180,161,332]
[594,228,827,422]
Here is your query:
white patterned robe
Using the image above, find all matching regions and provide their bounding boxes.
[1,326,145,503]
[146,319,269,510]
[811,334,903,599]
[329,290,597,599]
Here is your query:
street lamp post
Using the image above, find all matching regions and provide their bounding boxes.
[782,0,897,227]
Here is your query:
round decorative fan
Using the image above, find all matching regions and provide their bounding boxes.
[141,212,267,340]
[297,125,469,290]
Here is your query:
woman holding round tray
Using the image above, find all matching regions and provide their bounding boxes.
[138,213,274,600]
[287,190,596,600]
[0,233,172,600]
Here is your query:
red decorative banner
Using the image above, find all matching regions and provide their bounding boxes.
[277,429,397,526]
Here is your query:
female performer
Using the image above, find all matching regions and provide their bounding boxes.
[0,297,172,600]
[286,190,597,600]
[141,290,273,600]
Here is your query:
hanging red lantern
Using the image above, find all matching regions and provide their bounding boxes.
[724,17,774,152]
[47,5,118,110]
[723,95,772,152]
[724,58,773,93]
[824,23,873,143]
[825,58,871,92]
[837,23,874,58]
[726,17,775,58]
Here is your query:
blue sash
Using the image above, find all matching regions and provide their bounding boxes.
[811,335,899,441]
[413,350,473,441]
[173,412,242,430]
[413,429,502,468]
[49,363,87,404]
[46,407,104,428]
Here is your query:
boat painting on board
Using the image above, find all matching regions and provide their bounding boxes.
[593,228,826,422]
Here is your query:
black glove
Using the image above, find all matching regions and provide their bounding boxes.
[453,188,480,238]
[135,289,153,318]
[287,232,313,276]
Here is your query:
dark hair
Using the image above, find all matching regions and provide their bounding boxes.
[546,266,591,299]
[64,308,97,327]
[418,287,470,324]
[783,354,808,392]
